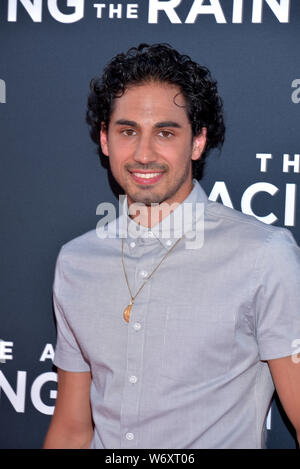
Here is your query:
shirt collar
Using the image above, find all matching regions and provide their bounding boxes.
[119,179,208,242]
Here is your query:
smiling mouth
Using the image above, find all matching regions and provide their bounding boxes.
[129,171,164,185]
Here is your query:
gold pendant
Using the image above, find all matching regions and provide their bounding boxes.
[123,301,133,323]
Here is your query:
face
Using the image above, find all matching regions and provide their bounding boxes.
[100,81,207,207]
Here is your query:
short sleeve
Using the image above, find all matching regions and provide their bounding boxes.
[52,248,90,372]
[255,228,300,360]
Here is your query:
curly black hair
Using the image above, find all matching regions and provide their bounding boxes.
[86,43,225,180]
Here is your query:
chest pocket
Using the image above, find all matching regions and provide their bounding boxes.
[160,306,236,384]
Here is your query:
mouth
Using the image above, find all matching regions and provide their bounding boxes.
[129,170,164,185]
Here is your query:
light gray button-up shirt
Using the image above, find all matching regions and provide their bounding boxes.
[53,180,300,449]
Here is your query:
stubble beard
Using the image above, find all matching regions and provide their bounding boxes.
[125,162,192,207]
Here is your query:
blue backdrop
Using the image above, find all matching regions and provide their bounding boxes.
[0,0,299,449]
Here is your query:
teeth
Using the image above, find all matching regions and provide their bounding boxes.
[132,172,162,179]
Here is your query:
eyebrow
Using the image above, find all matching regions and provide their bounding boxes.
[115,119,137,127]
[155,121,182,129]
[114,119,182,129]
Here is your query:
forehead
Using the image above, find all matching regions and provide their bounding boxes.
[110,81,189,124]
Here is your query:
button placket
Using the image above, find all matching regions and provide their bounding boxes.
[133,322,142,331]
[139,269,148,279]
[120,255,153,448]
[129,375,138,384]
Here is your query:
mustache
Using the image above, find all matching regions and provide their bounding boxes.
[126,164,168,171]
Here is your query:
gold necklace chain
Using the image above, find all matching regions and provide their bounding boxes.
[121,235,184,322]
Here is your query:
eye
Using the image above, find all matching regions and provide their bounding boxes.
[122,129,136,136]
[158,130,173,138]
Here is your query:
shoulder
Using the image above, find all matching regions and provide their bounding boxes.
[59,229,99,258]
[57,215,124,264]
[62,228,100,248]
[58,225,115,263]
[205,199,295,246]
[203,201,300,315]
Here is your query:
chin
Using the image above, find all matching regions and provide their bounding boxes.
[129,194,160,206]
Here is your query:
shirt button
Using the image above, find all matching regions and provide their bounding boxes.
[133,322,141,331]
[129,375,138,384]
[166,239,172,246]
[139,270,148,278]
[148,231,155,238]
[125,432,134,441]
[130,241,136,248]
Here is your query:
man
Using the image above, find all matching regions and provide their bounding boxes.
[44,43,300,449]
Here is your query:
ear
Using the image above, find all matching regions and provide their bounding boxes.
[100,122,109,157]
[191,127,207,161]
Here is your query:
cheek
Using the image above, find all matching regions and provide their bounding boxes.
[109,135,134,156]
[165,145,191,166]
[108,149,129,175]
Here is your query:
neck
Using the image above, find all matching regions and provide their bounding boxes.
[127,203,175,228]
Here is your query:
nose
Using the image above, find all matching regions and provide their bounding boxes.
[133,133,157,165]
